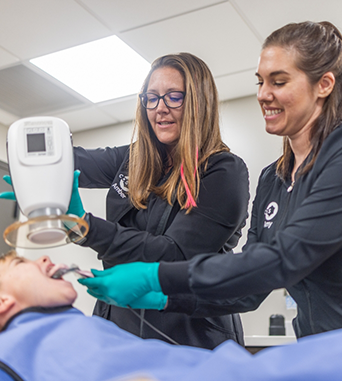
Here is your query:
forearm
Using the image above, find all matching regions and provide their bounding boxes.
[160,227,342,302]
[159,259,268,317]
[82,214,191,266]
[166,293,268,317]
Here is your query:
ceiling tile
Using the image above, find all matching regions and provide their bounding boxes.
[79,0,226,33]
[0,65,85,117]
[0,47,19,69]
[98,95,138,123]
[0,0,111,60]
[235,0,342,40]
[120,2,262,76]
[52,107,119,133]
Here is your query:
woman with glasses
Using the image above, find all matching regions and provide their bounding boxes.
[72,52,249,349]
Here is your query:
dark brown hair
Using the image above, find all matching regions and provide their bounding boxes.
[263,21,342,179]
[129,52,229,212]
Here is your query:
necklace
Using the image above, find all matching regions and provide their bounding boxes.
[287,180,295,193]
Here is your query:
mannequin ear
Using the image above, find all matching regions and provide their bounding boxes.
[0,294,16,315]
[318,72,335,98]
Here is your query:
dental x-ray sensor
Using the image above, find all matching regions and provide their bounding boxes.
[3,116,88,249]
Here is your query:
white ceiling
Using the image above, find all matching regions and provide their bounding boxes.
[0,0,342,132]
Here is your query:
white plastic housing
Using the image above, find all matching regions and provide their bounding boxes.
[7,117,73,217]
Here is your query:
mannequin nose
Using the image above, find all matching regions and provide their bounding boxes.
[36,255,52,265]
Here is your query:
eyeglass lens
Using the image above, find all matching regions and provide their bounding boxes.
[141,92,184,109]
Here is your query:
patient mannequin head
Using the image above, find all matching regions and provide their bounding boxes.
[0,250,77,330]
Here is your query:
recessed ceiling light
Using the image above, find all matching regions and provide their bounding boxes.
[30,36,151,103]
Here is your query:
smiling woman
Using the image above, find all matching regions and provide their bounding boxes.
[255,44,335,179]
[260,21,342,182]
[67,52,250,349]
[256,47,325,140]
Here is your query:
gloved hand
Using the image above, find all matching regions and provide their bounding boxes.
[78,262,163,307]
[126,292,167,310]
[87,288,167,310]
[0,175,16,200]
[67,170,85,218]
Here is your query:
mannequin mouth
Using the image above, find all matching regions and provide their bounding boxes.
[49,264,94,279]
[49,264,69,279]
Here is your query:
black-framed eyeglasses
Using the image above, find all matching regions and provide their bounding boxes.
[139,91,185,110]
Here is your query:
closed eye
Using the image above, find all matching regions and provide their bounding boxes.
[169,95,182,102]
[146,94,159,102]
[12,257,26,265]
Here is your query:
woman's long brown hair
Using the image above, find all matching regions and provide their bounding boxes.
[128,53,229,213]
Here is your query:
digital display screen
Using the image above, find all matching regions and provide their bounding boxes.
[27,133,46,153]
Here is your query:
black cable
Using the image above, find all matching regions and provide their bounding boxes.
[128,306,180,345]
[139,308,145,337]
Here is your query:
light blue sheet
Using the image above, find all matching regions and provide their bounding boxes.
[1,307,341,381]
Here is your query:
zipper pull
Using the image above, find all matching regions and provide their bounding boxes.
[287,181,295,193]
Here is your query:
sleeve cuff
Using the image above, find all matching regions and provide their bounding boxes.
[72,213,91,245]
[159,261,191,295]
[164,294,197,315]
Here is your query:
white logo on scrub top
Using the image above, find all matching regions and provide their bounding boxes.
[264,201,278,229]
[119,174,129,192]
[112,174,129,199]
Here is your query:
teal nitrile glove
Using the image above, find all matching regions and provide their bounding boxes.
[86,289,167,310]
[128,292,168,310]
[0,175,16,200]
[78,262,162,307]
[66,170,85,218]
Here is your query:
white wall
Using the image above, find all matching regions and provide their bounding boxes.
[10,95,296,336]
[0,123,8,162]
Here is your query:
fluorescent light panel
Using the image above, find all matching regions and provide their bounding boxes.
[30,36,150,103]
